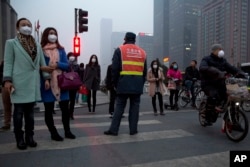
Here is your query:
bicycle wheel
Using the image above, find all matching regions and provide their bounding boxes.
[198,101,207,127]
[225,109,249,142]
[195,90,205,109]
[241,99,250,112]
[178,89,190,107]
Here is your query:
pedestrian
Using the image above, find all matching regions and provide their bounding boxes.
[3,18,50,150]
[105,64,116,118]
[40,27,75,141]
[0,60,12,131]
[104,32,147,136]
[147,60,165,116]
[167,62,182,110]
[83,54,101,113]
[67,52,80,120]
[183,60,200,107]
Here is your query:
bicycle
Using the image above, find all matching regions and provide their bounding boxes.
[178,80,205,108]
[198,77,249,142]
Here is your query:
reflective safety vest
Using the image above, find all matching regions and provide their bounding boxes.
[119,44,146,76]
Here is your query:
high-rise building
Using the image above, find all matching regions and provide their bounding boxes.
[153,0,169,64]
[0,0,17,61]
[137,32,154,68]
[198,0,250,66]
[111,31,126,54]
[153,0,206,70]
[100,18,112,79]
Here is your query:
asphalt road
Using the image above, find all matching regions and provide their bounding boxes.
[0,94,250,167]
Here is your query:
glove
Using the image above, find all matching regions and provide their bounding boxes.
[218,71,226,79]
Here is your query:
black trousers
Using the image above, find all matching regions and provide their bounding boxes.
[44,100,71,134]
[69,89,78,115]
[87,90,97,112]
[169,89,180,106]
[13,102,35,139]
[152,92,163,112]
[109,88,116,115]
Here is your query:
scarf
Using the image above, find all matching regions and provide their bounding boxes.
[17,33,37,61]
[43,43,62,101]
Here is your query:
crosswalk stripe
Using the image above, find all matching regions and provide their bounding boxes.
[34,120,162,131]
[121,151,228,167]
[32,110,196,121]
[0,129,193,155]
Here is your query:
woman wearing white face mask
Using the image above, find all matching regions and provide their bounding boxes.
[67,52,80,120]
[147,60,165,115]
[83,54,101,113]
[3,18,50,150]
[40,27,76,141]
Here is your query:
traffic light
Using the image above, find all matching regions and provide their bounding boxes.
[73,36,80,56]
[78,9,88,33]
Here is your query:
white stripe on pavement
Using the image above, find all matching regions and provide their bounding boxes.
[34,120,161,131]
[0,129,193,154]
[122,151,229,167]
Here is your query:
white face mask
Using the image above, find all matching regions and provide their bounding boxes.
[92,58,96,63]
[69,56,75,61]
[153,65,158,69]
[19,26,32,36]
[48,34,57,43]
[218,50,225,58]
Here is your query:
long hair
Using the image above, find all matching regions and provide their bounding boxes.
[150,60,159,78]
[87,54,99,66]
[40,27,64,49]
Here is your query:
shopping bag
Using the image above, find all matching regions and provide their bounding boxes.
[78,84,88,95]
[167,80,176,90]
[82,94,88,102]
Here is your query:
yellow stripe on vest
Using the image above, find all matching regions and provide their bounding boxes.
[120,71,143,75]
[122,61,144,66]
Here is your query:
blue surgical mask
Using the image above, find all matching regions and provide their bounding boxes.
[173,65,178,69]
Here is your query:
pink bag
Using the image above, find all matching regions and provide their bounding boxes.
[167,80,176,90]
[57,72,82,90]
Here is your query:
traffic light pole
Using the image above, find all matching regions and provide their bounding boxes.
[74,8,78,36]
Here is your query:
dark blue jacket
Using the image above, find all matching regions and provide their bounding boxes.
[41,48,69,102]
[199,53,239,87]
[112,42,147,94]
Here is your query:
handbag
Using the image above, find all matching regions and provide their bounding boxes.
[167,80,176,90]
[57,72,82,90]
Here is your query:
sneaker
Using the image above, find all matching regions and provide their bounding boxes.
[0,125,10,131]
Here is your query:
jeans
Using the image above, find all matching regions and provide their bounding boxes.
[109,94,141,134]
[169,89,179,106]
[87,90,97,112]
[109,88,116,115]
[44,100,71,133]
[184,80,195,104]
[69,89,78,115]
[152,92,163,112]
[13,102,35,138]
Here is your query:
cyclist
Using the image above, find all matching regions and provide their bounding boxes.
[199,44,244,126]
[184,60,200,107]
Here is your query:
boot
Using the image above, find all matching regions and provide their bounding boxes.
[174,103,179,111]
[65,131,76,139]
[15,133,27,150]
[25,135,37,147]
[51,129,63,141]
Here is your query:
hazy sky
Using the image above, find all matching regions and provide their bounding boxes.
[10,0,153,64]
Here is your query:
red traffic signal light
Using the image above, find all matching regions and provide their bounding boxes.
[78,9,88,33]
[73,36,80,56]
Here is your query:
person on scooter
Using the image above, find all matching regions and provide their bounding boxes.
[199,44,244,126]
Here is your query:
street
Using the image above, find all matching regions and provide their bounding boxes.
[0,93,250,167]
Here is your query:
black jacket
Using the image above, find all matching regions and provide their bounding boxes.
[112,42,147,94]
[199,53,239,86]
[83,64,101,90]
[184,66,200,81]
